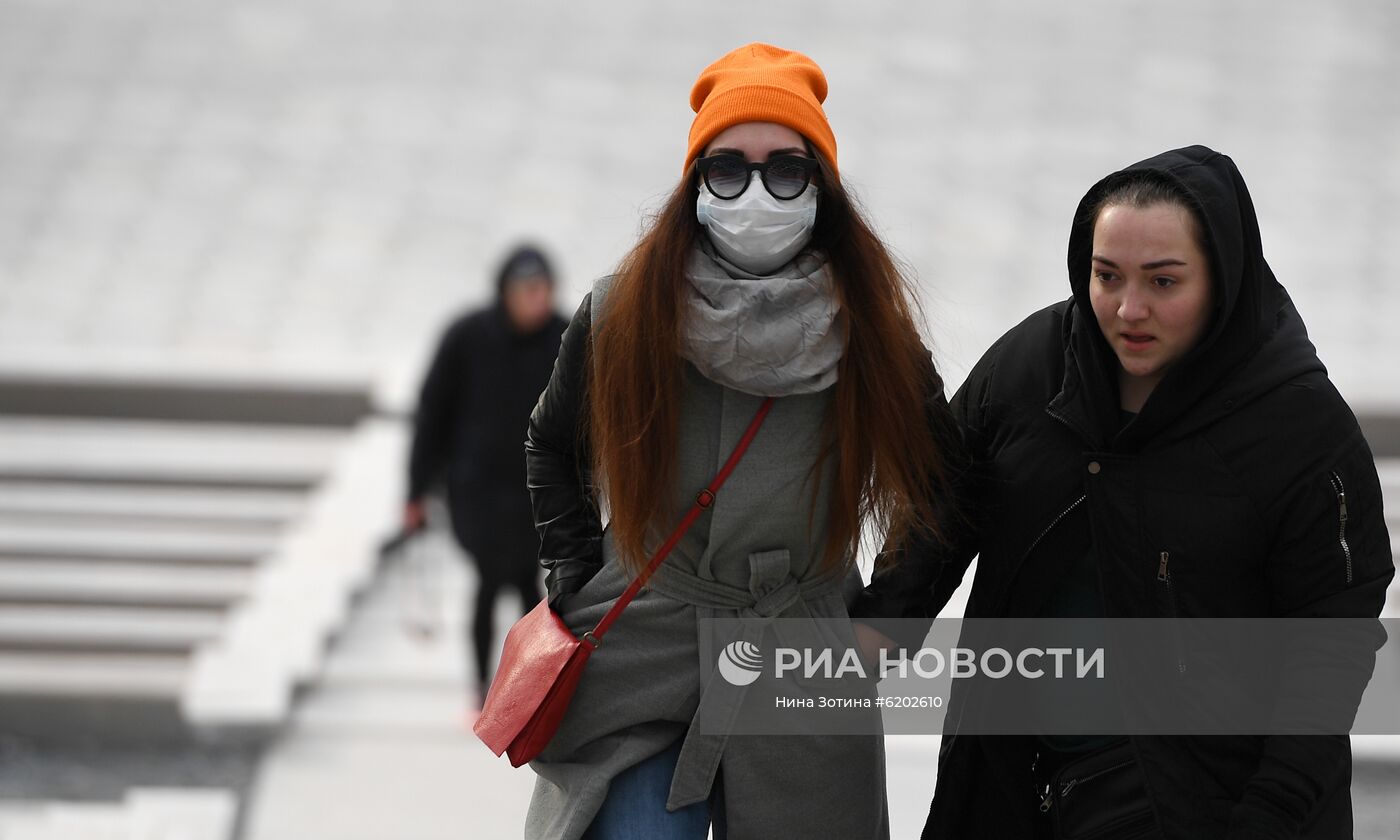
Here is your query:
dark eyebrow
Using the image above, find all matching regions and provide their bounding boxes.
[1091,255,1189,271]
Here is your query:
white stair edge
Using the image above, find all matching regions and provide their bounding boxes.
[0,417,345,487]
[0,605,223,649]
[0,558,253,606]
[126,787,240,840]
[0,787,237,840]
[0,481,304,524]
[1352,734,1400,761]
[0,652,186,699]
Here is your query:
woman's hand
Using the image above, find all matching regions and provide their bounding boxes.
[403,498,427,532]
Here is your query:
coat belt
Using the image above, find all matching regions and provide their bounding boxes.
[646,548,848,810]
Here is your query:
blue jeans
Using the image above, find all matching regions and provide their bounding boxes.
[582,736,726,840]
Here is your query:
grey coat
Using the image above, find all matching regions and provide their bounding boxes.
[523,276,890,840]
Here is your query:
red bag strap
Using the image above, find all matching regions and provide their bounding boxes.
[582,396,776,648]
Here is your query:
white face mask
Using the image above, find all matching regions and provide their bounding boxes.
[696,172,819,275]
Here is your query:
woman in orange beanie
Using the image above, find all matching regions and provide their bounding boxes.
[520,42,967,839]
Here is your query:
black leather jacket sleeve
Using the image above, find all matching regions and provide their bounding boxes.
[525,293,604,609]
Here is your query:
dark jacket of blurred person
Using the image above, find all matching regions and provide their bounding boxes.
[404,244,568,702]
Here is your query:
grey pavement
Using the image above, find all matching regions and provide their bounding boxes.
[2,1,1399,838]
[240,527,506,840]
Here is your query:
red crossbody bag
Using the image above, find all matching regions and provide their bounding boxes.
[473,396,776,766]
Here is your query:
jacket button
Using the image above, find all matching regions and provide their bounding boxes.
[1087,461,1101,475]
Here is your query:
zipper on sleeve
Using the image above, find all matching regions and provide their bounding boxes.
[1327,470,1354,585]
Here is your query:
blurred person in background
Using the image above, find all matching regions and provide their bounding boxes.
[404,244,568,711]
[521,43,966,840]
[852,146,1394,840]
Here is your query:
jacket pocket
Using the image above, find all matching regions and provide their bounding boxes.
[1326,470,1354,585]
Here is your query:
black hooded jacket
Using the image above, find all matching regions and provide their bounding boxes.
[850,146,1394,839]
[407,260,568,564]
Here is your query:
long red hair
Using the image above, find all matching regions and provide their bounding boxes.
[587,154,955,576]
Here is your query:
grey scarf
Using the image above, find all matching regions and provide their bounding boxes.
[678,241,844,397]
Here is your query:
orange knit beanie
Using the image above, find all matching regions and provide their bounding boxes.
[684,42,838,178]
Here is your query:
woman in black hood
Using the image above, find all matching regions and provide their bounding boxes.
[850,146,1393,839]
[405,244,568,709]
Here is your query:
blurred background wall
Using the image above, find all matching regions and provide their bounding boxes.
[0,0,1395,406]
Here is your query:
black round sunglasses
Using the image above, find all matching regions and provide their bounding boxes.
[694,153,818,201]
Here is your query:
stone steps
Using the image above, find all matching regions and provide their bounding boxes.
[0,787,236,840]
[0,522,276,565]
[0,649,192,743]
[0,417,345,489]
[0,651,189,701]
[1379,461,1400,618]
[0,364,372,428]
[0,605,224,653]
[1379,459,1399,526]
[0,559,252,608]
[0,481,304,528]
[0,376,398,748]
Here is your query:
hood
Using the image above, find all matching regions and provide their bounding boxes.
[494,245,555,300]
[1052,145,1323,450]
